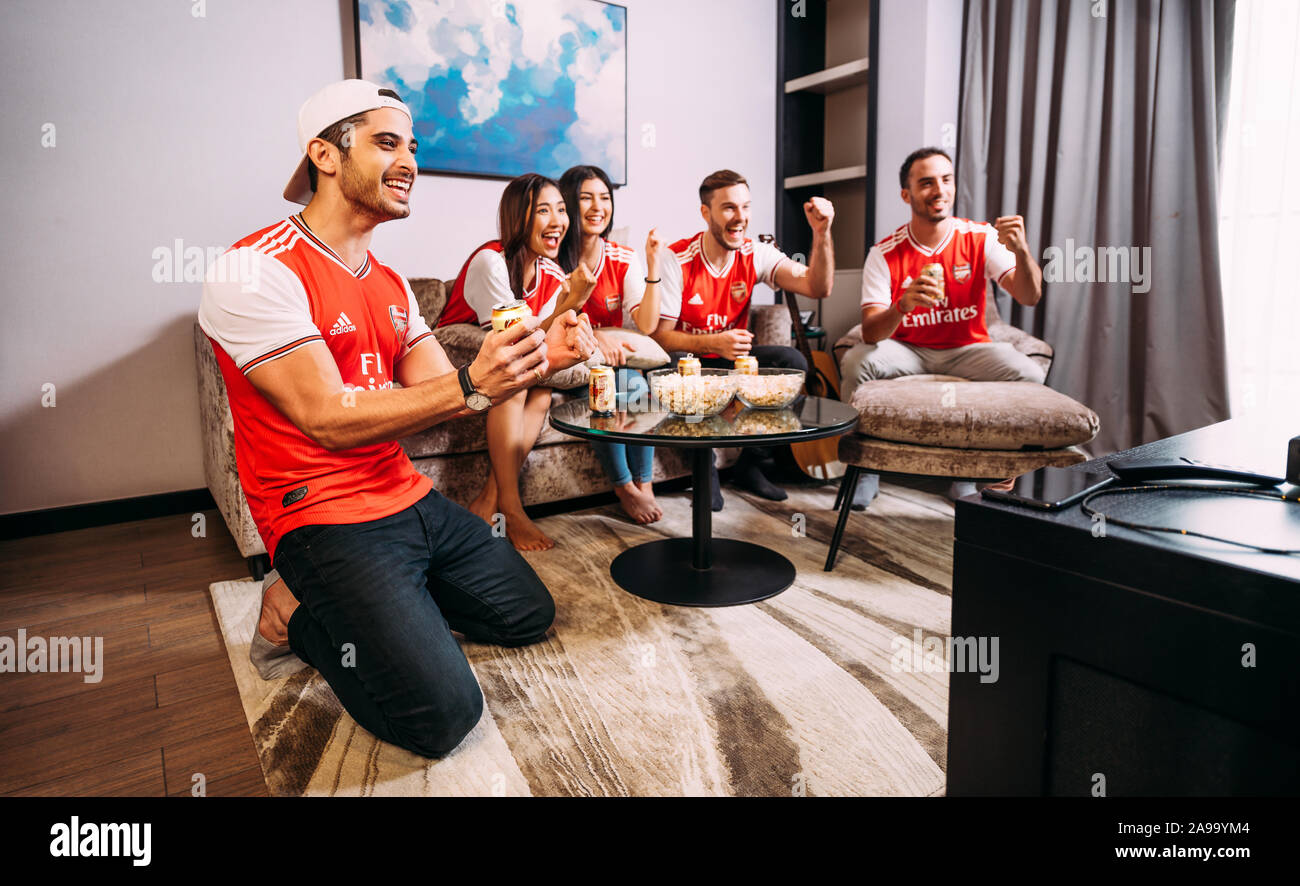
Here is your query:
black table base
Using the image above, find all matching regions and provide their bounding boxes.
[547,396,861,608]
[609,448,796,606]
[611,538,796,606]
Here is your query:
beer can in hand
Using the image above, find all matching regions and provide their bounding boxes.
[920,263,947,307]
[491,300,532,332]
[677,354,701,376]
[589,365,616,415]
[733,355,759,375]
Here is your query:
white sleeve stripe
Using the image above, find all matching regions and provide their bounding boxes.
[241,334,324,374]
[249,220,292,253]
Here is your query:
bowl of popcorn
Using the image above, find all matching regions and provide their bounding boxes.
[733,368,805,410]
[648,368,738,416]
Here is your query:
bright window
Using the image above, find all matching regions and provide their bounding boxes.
[1218,0,1300,416]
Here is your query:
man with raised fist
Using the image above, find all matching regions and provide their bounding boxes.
[841,147,1045,395]
[198,80,596,759]
[839,146,1047,504]
[629,169,835,506]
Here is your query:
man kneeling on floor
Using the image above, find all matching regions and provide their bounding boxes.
[198,81,597,758]
[839,147,1046,507]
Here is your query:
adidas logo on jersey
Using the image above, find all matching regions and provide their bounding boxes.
[687,293,705,305]
[330,312,356,335]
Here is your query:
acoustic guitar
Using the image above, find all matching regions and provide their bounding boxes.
[757,234,846,481]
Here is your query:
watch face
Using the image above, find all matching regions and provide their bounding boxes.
[467,392,491,411]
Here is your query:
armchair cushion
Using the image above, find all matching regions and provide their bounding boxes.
[850,375,1100,451]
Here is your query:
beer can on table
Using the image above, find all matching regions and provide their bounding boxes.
[677,354,701,376]
[920,263,947,306]
[733,355,759,375]
[491,300,531,332]
[589,365,616,415]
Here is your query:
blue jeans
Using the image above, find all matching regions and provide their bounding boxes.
[589,367,654,486]
[272,487,554,759]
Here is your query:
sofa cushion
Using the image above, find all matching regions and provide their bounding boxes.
[594,327,670,369]
[431,322,484,369]
[750,303,793,348]
[850,375,1099,450]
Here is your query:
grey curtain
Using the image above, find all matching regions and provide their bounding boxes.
[958,0,1236,454]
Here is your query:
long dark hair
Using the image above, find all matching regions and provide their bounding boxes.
[557,165,615,273]
[498,173,561,298]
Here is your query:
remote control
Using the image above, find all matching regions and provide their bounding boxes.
[1107,456,1285,486]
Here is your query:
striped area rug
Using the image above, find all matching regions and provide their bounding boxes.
[208,481,955,796]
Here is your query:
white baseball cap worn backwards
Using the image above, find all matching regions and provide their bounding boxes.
[283,79,413,205]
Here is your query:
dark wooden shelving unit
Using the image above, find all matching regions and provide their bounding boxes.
[774,0,879,337]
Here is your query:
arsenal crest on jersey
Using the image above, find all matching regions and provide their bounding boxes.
[389,305,408,339]
[953,263,972,282]
[605,293,621,313]
[730,281,749,303]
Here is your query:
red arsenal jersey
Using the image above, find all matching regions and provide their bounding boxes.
[197,214,435,562]
[861,218,1016,348]
[439,240,568,328]
[655,232,788,336]
[581,238,644,328]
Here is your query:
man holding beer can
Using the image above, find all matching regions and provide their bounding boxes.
[838,147,1046,505]
[198,81,595,759]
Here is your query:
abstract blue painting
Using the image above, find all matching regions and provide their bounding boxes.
[356,0,627,183]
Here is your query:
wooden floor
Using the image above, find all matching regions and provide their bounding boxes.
[0,509,267,796]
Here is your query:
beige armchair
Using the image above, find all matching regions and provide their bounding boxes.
[824,290,1100,570]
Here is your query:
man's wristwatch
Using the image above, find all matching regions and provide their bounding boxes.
[458,364,491,412]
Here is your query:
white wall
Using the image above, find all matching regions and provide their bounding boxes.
[0,0,775,515]
[873,0,963,240]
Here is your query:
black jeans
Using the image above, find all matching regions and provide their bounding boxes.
[690,344,809,374]
[273,487,554,759]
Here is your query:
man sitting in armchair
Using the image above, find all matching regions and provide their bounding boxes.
[839,147,1046,505]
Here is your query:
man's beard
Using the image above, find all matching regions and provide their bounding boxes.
[707,218,742,251]
[914,193,951,224]
[339,157,408,221]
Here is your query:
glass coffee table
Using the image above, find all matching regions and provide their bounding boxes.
[549,393,859,607]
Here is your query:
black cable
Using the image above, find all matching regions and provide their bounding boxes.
[1079,483,1300,555]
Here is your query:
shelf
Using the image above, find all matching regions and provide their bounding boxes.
[784,57,870,95]
[783,165,867,189]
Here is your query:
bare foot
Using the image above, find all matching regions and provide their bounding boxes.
[635,480,663,522]
[501,508,555,551]
[615,483,661,524]
[258,577,299,647]
[468,487,498,526]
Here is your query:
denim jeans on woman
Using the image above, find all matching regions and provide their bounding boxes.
[588,367,654,486]
[272,487,554,759]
